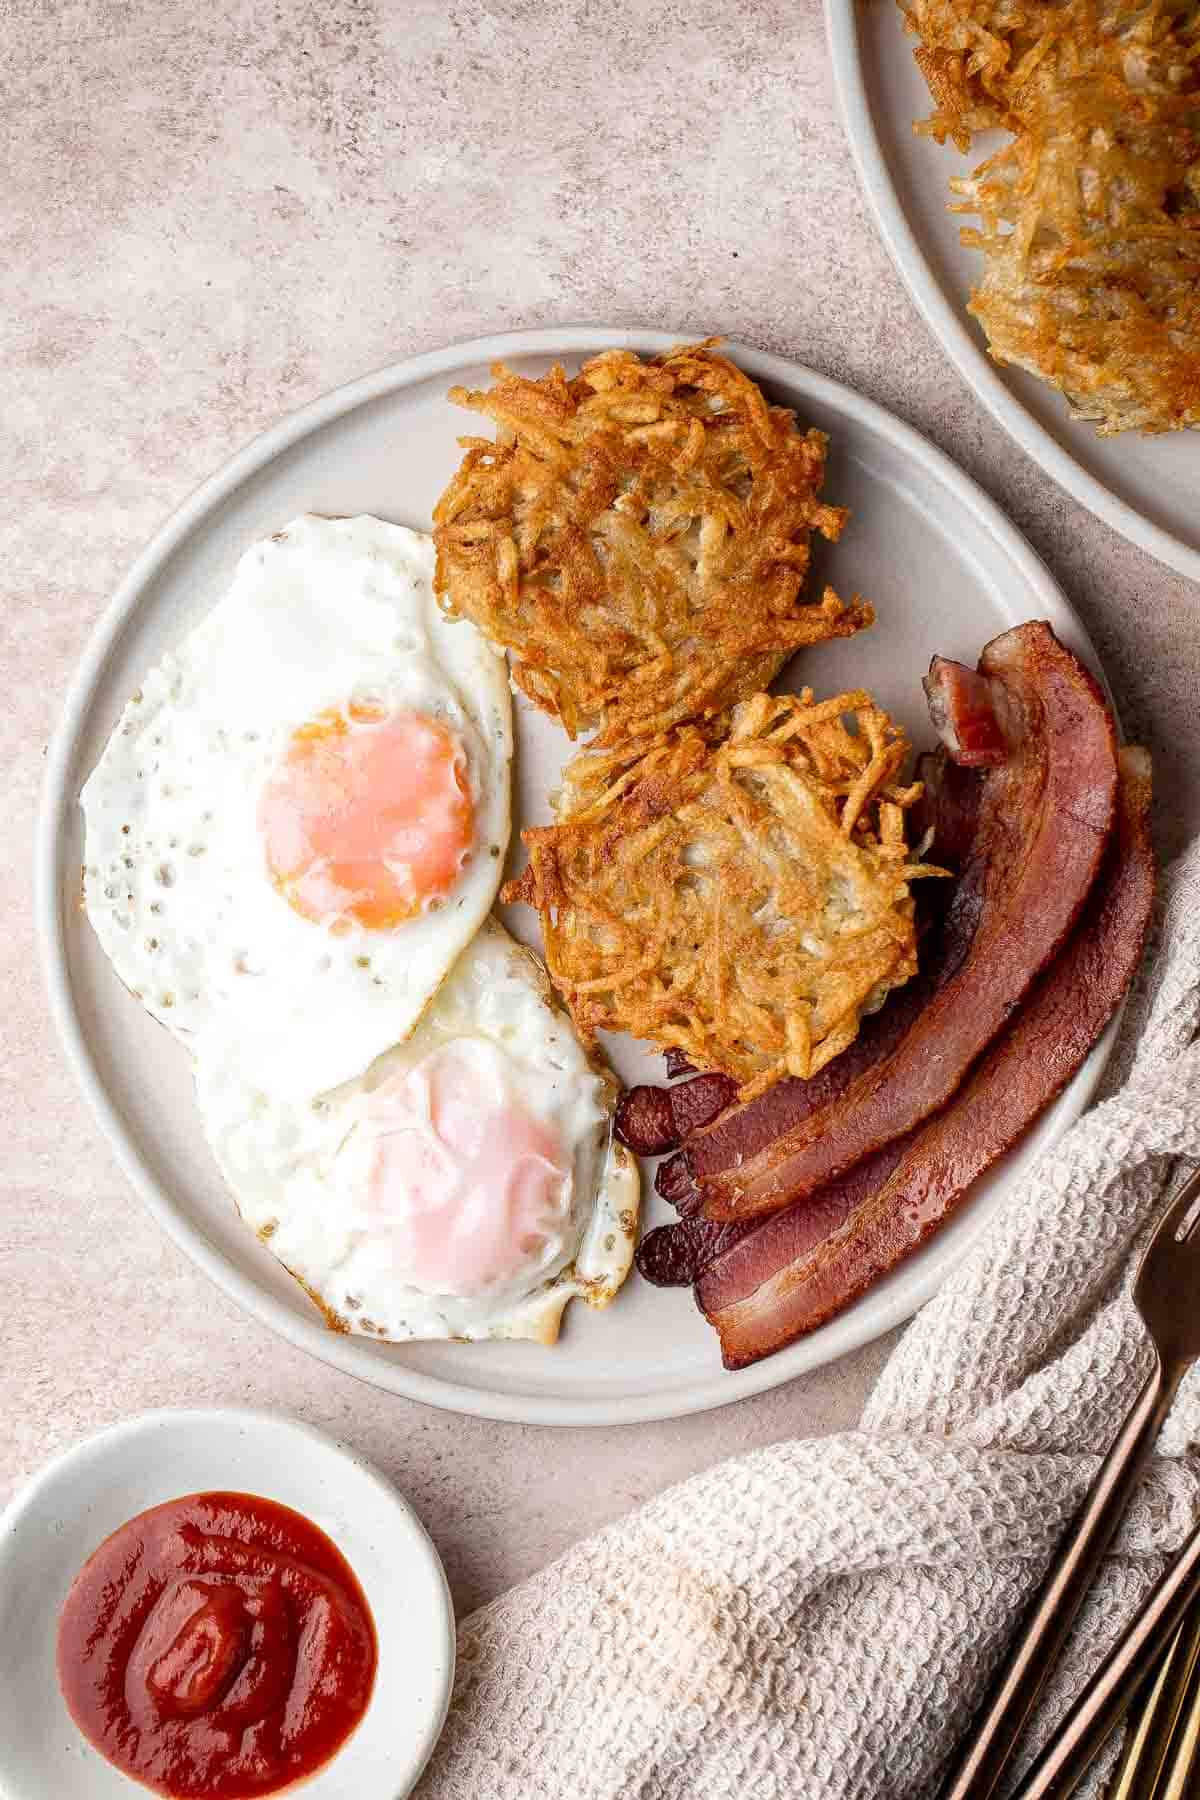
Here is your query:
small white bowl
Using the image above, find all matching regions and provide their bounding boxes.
[0,1408,455,1799]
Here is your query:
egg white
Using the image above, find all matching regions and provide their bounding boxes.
[193,919,640,1343]
[80,516,512,1101]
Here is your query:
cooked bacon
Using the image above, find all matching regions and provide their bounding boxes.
[691,621,1119,1222]
[924,655,1008,766]
[911,748,981,869]
[698,748,1153,1369]
[654,1151,700,1213]
[614,1085,677,1156]
[616,1071,739,1157]
[669,1072,739,1140]
[637,1216,755,1286]
[640,1144,911,1291]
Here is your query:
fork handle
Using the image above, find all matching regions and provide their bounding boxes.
[1011,1525,1200,1797]
[939,1357,1183,1800]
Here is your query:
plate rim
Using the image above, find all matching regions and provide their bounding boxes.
[36,324,1116,1427]
[824,0,1200,586]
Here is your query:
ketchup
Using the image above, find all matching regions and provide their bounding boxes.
[56,1492,376,1798]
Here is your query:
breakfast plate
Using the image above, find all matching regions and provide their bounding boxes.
[0,1408,453,1799]
[825,0,1200,585]
[37,326,1118,1426]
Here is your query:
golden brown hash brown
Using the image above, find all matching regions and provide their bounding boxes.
[901,0,1094,147]
[901,1,1200,435]
[432,342,873,744]
[503,690,944,1099]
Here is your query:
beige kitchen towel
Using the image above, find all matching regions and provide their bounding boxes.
[417,836,1200,1800]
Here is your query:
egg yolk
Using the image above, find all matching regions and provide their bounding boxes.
[361,1041,573,1296]
[259,705,474,930]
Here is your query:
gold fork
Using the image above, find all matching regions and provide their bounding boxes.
[1159,1623,1200,1800]
[1110,1620,1191,1800]
[940,1165,1200,1800]
[1008,1516,1200,1797]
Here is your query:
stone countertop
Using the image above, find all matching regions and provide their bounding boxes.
[4,0,1197,1618]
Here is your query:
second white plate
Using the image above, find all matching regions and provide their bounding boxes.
[827,0,1200,584]
[38,327,1117,1426]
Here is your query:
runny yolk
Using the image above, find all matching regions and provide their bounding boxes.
[361,1040,573,1296]
[258,705,473,930]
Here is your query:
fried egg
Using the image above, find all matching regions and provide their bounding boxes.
[81,516,512,1100]
[193,920,640,1343]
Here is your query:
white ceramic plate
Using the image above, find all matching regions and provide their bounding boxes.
[0,1408,454,1800]
[826,0,1200,584]
[37,326,1117,1426]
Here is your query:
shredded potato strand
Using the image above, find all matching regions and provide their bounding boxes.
[433,342,874,741]
[503,690,947,1096]
[900,0,1200,435]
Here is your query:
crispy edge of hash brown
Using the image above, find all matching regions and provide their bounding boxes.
[502,689,946,1099]
[901,1,1200,434]
[432,340,873,743]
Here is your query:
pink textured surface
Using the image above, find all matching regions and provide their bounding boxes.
[4,0,1198,1616]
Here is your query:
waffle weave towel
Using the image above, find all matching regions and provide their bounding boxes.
[418,838,1200,1800]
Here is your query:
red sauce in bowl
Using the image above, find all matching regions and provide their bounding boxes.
[56,1491,376,1798]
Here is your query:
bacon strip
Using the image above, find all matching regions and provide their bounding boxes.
[654,1151,700,1213]
[639,1142,913,1292]
[669,1073,738,1140]
[924,655,1008,766]
[617,1072,740,1158]
[911,747,981,869]
[636,1215,754,1287]
[691,621,1119,1222]
[614,1085,676,1156]
[698,748,1154,1369]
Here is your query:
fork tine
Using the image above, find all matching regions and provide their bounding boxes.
[1142,1166,1200,1260]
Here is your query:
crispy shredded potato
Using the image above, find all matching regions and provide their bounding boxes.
[901,1,1200,435]
[503,690,945,1098]
[432,341,873,743]
[901,0,1082,148]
